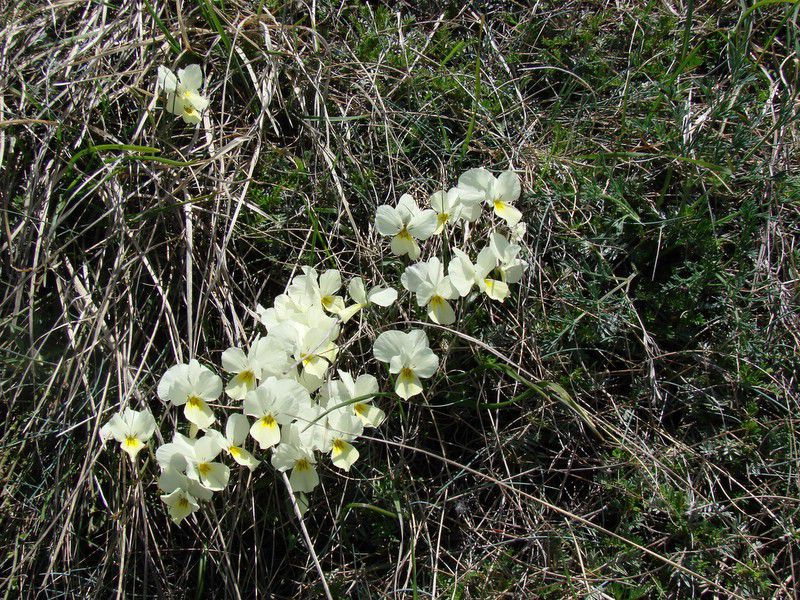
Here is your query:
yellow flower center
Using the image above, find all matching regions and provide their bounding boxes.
[123,436,139,448]
[299,353,313,366]
[238,370,255,387]
[260,415,276,428]
[332,439,345,453]
[197,462,211,477]
[397,227,412,240]
[177,497,189,509]
[436,213,449,226]
[321,295,334,309]
[295,458,310,472]
[400,367,414,380]
[484,279,495,291]
[229,446,242,457]
[187,395,203,409]
[493,199,506,211]
[430,295,444,308]
[354,403,367,416]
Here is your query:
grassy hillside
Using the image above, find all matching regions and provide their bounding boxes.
[1,1,798,598]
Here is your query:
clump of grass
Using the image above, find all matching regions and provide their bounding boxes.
[1,1,798,598]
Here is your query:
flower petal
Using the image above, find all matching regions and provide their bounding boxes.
[157,66,178,93]
[448,249,476,297]
[368,286,397,307]
[493,201,523,227]
[427,296,456,325]
[395,370,423,400]
[373,330,408,364]
[495,169,521,204]
[408,209,437,241]
[177,64,203,90]
[184,397,215,430]
[331,440,360,471]
[250,416,281,449]
[390,233,420,258]
[226,413,251,446]
[375,205,403,236]
[290,462,319,493]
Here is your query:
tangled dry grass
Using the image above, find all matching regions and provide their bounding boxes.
[1,1,799,598]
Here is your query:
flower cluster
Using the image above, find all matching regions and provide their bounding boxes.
[141,266,408,522]
[98,65,530,527]
[377,168,529,321]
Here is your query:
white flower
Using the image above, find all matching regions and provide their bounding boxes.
[244,377,310,449]
[375,194,437,259]
[321,409,363,472]
[271,424,319,493]
[489,232,527,284]
[185,434,230,491]
[401,257,459,325]
[221,336,290,400]
[157,360,221,430]
[155,431,196,471]
[321,370,385,428]
[457,168,522,227]
[160,487,200,524]
[292,401,328,451]
[509,221,527,243]
[158,467,213,524]
[429,188,463,233]
[207,414,260,470]
[256,285,320,332]
[155,432,230,491]
[373,330,439,400]
[100,407,156,460]
[157,64,209,124]
[338,277,397,323]
[272,313,340,384]
[448,247,510,302]
[289,267,346,315]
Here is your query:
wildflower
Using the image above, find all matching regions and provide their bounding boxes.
[155,431,197,471]
[321,409,364,472]
[375,194,437,260]
[271,423,319,493]
[256,279,320,332]
[321,370,385,428]
[272,312,340,383]
[457,168,523,227]
[338,277,397,323]
[157,65,209,124]
[448,247,510,302]
[289,267,346,315]
[158,467,213,524]
[100,407,156,460]
[244,377,310,449]
[401,257,459,325]
[155,432,230,491]
[157,360,221,430]
[184,434,230,491]
[207,414,260,470]
[429,188,463,233]
[160,486,200,524]
[509,221,527,243]
[489,232,527,284]
[221,336,289,400]
[373,330,439,400]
